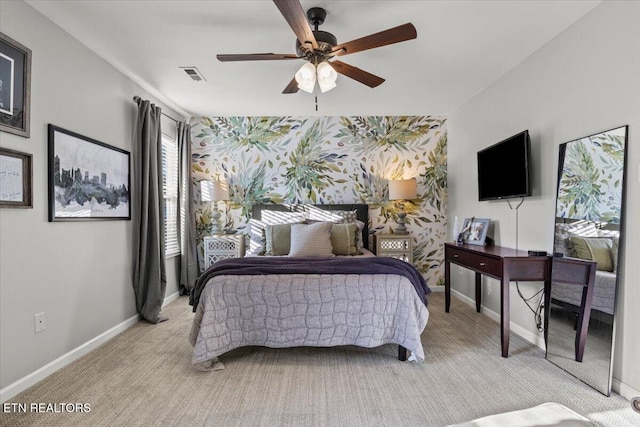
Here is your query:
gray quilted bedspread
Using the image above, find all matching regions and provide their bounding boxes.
[189,273,429,366]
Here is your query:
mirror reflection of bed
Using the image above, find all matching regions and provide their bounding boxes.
[546,125,628,396]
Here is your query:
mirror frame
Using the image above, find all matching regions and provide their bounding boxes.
[546,125,628,396]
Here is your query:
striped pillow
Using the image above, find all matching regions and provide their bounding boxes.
[330,223,360,256]
[289,222,334,257]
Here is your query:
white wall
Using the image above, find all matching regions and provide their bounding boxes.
[0,1,182,392]
[449,0,640,396]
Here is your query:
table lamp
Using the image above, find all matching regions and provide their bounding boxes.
[388,178,417,235]
[200,179,229,235]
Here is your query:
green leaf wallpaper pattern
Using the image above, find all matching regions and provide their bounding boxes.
[191,115,448,286]
[556,128,626,223]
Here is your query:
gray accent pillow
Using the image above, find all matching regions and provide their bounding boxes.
[289,222,334,257]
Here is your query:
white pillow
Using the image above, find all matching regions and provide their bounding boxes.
[288,222,334,257]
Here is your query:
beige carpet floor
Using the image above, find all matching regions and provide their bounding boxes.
[1,293,638,427]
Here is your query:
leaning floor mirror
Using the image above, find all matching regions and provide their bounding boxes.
[546,125,628,395]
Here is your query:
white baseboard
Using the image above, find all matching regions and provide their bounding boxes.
[162,291,180,307]
[449,290,638,400]
[613,378,640,401]
[0,291,180,403]
[450,288,546,351]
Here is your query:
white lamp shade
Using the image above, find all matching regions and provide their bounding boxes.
[200,180,229,202]
[317,61,337,93]
[389,178,417,200]
[295,62,316,93]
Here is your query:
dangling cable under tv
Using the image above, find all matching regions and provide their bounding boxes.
[477,130,532,201]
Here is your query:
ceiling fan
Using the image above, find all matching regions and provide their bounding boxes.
[217,0,417,94]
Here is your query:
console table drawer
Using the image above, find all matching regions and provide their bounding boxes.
[446,246,501,277]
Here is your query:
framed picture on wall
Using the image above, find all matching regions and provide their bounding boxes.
[0,147,32,208]
[48,124,131,221]
[460,217,490,245]
[0,32,31,138]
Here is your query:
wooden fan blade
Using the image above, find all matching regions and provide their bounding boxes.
[331,23,417,56]
[330,60,385,88]
[282,76,299,94]
[273,0,318,51]
[217,53,301,62]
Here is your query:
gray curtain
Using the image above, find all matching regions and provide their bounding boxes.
[132,97,167,323]
[178,121,198,295]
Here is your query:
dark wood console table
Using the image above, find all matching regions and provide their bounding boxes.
[544,257,597,362]
[444,243,551,357]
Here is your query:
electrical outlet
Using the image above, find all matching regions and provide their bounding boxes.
[34,312,46,334]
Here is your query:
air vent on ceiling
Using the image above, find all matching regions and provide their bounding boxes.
[180,66,206,82]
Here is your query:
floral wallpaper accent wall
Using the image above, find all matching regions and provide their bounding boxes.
[191,116,447,286]
[556,127,626,224]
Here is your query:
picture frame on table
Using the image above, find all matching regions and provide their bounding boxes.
[0,147,32,208]
[0,32,31,138]
[459,217,490,246]
[48,124,131,221]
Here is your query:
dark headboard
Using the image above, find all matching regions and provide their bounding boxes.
[252,204,370,249]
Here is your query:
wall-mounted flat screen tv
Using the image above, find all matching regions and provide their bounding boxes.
[477,130,531,201]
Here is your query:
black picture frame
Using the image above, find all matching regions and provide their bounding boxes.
[0,147,32,208]
[48,124,131,221]
[0,32,31,138]
[460,217,490,245]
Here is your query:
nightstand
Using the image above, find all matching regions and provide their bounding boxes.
[374,234,413,264]
[203,234,245,269]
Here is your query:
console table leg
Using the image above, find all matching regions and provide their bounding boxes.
[501,275,510,357]
[544,279,551,348]
[475,272,482,313]
[445,260,451,313]
[575,278,594,362]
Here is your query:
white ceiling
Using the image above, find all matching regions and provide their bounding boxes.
[27,0,601,118]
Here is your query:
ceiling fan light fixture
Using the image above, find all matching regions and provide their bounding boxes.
[295,62,316,93]
[317,61,337,93]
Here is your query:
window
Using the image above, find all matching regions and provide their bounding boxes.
[161,134,180,257]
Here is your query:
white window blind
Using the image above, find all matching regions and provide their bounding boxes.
[161,134,180,257]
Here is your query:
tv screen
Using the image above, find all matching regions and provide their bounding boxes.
[477,130,531,201]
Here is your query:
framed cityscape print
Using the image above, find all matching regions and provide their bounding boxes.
[48,124,131,221]
[0,32,31,138]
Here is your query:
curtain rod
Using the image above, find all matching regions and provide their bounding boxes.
[133,96,179,124]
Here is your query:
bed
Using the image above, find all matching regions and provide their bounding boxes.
[189,204,430,370]
[551,221,618,318]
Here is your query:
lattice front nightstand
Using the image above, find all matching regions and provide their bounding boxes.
[374,234,413,264]
[203,234,245,269]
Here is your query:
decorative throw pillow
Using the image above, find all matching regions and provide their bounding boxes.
[306,208,357,224]
[265,223,295,256]
[261,210,307,224]
[288,222,334,257]
[247,219,267,255]
[333,210,358,224]
[330,223,361,256]
[355,219,366,251]
[248,211,307,255]
[611,235,619,272]
[569,236,614,272]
